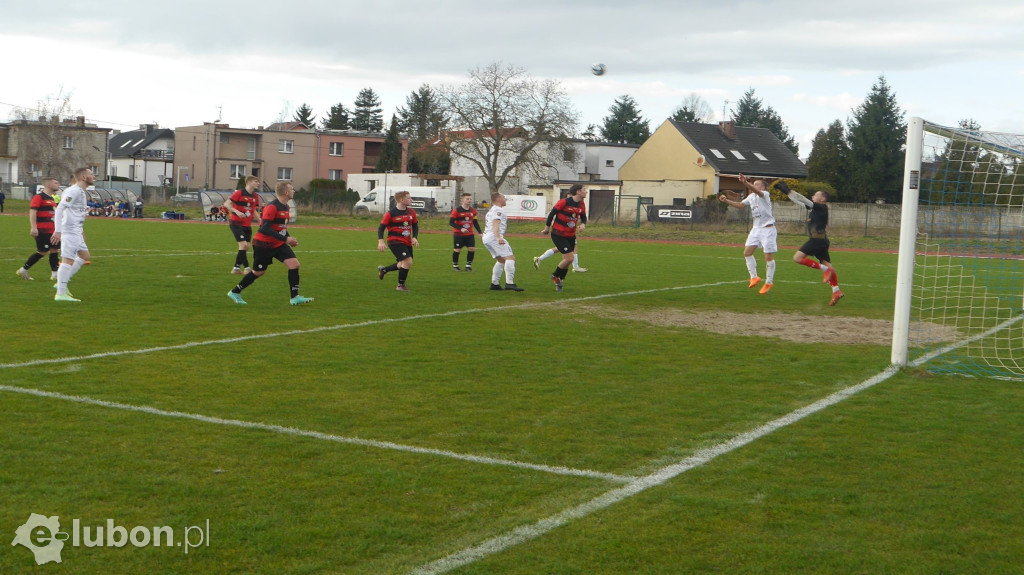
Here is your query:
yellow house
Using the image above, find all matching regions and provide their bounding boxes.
[619,119,807,221]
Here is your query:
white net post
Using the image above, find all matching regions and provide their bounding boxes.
[891,117,925,366]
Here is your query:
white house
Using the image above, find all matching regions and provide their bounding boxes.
[108,124,175,187]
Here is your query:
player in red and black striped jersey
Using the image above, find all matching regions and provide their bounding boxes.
[16,177,61,281]
[227,182,313,306]
[540,184,588,292]
[223,175,262,275]
[449,193,482,271]
[376,190,419,291]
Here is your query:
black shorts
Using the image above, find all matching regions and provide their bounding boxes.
[453,235,475,249]
[34,233,55,252]
[389,242,414,261]
[229,223,253,243]
[551,234,576,254]
[799,237,831,263]
[252,243,297,271]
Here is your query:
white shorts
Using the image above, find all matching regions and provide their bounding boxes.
[482,236,514,259]
[60,232,88,259]
[744,226,778,254]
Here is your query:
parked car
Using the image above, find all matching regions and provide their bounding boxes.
[171,192,200,206]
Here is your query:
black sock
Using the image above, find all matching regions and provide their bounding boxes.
[385,263,400,272]
[556,267,569,279]
[398,268,409,285]
[234,272,258,292]
[23,253,43,269]
[236,250,248,268]
[466,251,475,265]
[452,251,460,266]
[49,252,60,271]
[288,268,300,298]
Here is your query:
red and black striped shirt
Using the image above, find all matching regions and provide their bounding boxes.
[30,192,57,233]
[449,206,481,237]
[546,197,587,238]
[228,189,260,226]
[378,207,418,246]
[253,200,290,248]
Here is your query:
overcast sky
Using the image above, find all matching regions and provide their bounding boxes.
[3,0,1023,158]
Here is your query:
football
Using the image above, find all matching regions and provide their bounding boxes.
[590,63,606,76]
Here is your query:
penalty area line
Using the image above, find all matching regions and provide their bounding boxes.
[0,384,634,483]
[410,364,903,574]
[0,281,736,371]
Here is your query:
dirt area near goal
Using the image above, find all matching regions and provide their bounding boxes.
[573,305,959,346]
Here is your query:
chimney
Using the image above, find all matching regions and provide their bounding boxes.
[76,116,86,126]
[38,115,46,122]
[51,116,60,124]
[719,121,736,140]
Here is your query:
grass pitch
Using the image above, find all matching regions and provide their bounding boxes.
[1,214,1022,574]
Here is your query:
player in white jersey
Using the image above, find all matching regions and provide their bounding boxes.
[51,167,95,302]
[719,174,778,294]
[481,192,524,291]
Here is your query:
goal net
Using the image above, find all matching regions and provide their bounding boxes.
[892,118,1024,379]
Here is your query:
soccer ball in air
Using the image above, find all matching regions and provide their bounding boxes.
[590,63,606,76]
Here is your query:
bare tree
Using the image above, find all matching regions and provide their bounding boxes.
[671,94,714,124]
[10,91,99,183]
[438,62,580,193]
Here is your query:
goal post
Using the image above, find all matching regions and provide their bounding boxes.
[892,117,1024,379]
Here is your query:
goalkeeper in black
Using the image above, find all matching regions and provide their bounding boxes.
[777,180,844,306]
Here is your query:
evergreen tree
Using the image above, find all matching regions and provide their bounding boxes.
[292,103,316,128]
[352,88,384,132]
[321,103,350,130]
[599,95,650,145]
[375,115,404,172]
[845,75,906,203]
[397,84,446,141]
[580,124,598,142]
[730,88,798,155]
[397,85,448,173]
[806,120,849,190]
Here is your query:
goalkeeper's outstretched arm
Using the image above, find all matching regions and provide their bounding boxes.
[775,179,813,208]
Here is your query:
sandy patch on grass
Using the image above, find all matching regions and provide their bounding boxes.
[573,305,958,346]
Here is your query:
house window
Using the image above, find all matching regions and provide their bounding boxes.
[247,139,257,160]
[329,142,344,156]
[328,169,343,180]
[220,134,229,144]
[605,159,615,167]
[730,150,746,160]
[63,136,74,149]
[277,167,292,180]
[709,148,726,159]
[230,164,246,179]
[753,152,768,161]
[278,140,294,153]
[192,136,197,151]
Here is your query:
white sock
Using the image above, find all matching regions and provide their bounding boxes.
[745,255,758,278]
[492,262,503,284]
[56,263,72,295]
[70,256,87,278]
[538,248,556,262]
[504,259,516,284]
[766,260,776,284]
[572,253,580,269]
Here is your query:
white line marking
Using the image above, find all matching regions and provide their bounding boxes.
[0,282,736,370]
[411,366,902,574]
[411,316,1022,574]
[0,384,634,483]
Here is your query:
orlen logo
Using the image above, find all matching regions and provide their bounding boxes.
[520,199,539,211]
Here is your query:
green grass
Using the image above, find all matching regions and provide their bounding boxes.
[1,214,1021,573]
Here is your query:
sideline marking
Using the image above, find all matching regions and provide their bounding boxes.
[0,282,735,370]
[410,316,1021,574]
[0,384,634,483]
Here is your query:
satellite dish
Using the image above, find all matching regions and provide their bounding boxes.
[695,155,707,167]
